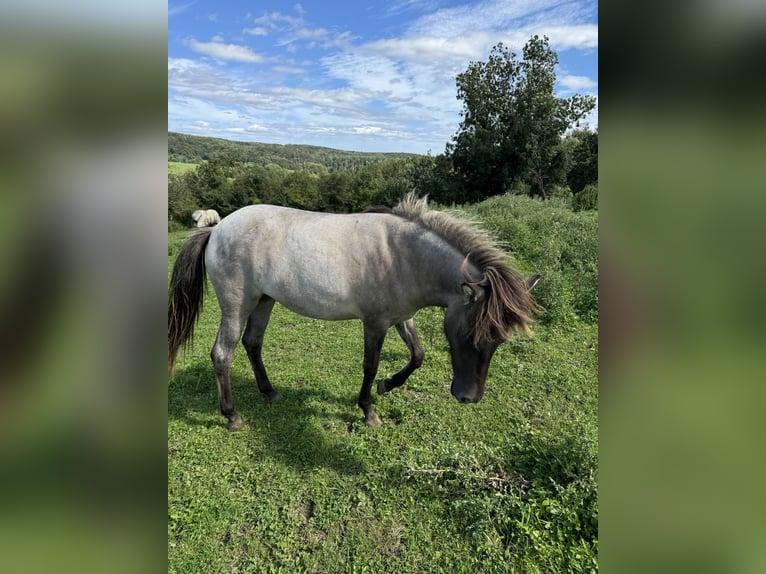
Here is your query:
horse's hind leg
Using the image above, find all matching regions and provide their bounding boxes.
[211,308,249,431]
[377,318,424,395]
[242,296,283,403]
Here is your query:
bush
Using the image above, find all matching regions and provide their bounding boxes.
[168,219,187,233]
[510,181,531,195]
[572,183,598,211]
[465,194,598,325]
[549,184,573,207]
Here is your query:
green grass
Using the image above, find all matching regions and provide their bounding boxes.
[168,197,598,573]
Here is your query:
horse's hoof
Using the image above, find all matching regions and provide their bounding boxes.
[376,378,389,395]
[226,415,244,431]
[364,412,382,427]
[267,390,283,402]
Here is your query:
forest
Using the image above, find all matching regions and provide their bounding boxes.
[168,131,416,171]
[168,126,596,228]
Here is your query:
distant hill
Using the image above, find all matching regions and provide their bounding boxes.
[168,132,419,173]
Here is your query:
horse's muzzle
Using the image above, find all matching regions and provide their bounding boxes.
[451,381,483,404]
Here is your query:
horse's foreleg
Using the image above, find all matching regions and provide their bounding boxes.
[359,323,387,426]
[377,319,424,395]
[242,296,282,402]
[211,312,248,431]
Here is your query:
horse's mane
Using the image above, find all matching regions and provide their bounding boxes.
[368,193,541,342]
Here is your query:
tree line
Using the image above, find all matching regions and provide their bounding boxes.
[168,36,597,227]
[168,155,429,225]
[169,132,416,172]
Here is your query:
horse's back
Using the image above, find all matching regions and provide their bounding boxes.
[206,205,412,320]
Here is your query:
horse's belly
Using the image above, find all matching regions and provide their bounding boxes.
[260,270,362,321]
[277,297,358,321]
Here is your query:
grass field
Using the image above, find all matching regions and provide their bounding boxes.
[168,196,598,573]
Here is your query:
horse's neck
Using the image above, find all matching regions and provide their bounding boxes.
[407,230,474,308]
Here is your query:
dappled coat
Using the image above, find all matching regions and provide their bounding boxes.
[191,209,221,228]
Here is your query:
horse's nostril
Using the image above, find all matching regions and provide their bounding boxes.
[460,396,471,404]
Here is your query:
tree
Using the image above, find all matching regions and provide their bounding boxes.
[447,36,596,199]
[167,174,196,223]
[411,154,469,205]
[565,128,598,193]
[319,172,355,212]
[182,156,251,216]
[282,171,321,211]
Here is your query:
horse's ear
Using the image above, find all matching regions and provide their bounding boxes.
[525,274,541,291]
[462,282,483,303]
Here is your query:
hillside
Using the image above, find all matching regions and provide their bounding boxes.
[168,132,419,172]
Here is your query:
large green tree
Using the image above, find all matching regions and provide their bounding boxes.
[447,36,596,198]
[565,128,598,193]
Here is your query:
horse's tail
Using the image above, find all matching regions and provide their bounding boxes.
[168,228,213,377]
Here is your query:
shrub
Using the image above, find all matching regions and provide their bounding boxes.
[510,181,531,195]
[573,183,598,211]
[549,184,573,208]
[464,194,598,324]
[168,220,187,233]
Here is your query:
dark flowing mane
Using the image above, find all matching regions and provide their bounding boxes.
[371,194,541,343]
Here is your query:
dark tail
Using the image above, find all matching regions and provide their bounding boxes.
[168,228,213,376]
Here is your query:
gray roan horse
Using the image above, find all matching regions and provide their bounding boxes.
[168,194,540,430]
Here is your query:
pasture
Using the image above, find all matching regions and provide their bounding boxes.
[168,195,598,573]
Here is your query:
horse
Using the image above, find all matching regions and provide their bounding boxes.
[168,194,540,430]
[191,208,221,227]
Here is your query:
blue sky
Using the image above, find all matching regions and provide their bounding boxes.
[168,0,597,154]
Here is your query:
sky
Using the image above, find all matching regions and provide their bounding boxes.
[168,0,598,154]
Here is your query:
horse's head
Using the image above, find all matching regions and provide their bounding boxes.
[444,267,540,403]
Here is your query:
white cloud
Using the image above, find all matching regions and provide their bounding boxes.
[244,27,269,36]
[366,0,597,67]
[353,126,383,134]
[249,8,356,52]
[364,35,487,63]
[169,2,195,17]
[363,25,597,69]
[540,24,598,51]
[321,53,405,96]
[293,27,329,41]
[558,74,597,92]
[385,0,441,17]
[186,38,265,63]
[254,11,304,28]
[168,58,237,98]
[408,0,594,38]
[168,57,203,73]
[272,65,307,74]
